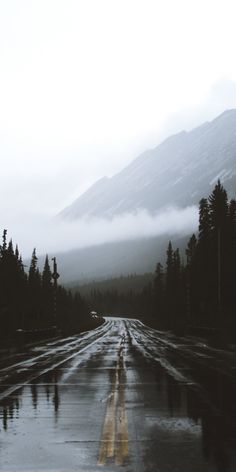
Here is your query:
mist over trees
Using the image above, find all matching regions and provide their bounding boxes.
[0,181,235,347]
[85,181,236,339]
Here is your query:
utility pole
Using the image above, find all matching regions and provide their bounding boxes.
[51,257,60,325]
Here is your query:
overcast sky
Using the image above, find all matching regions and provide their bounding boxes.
[1,0,236,255]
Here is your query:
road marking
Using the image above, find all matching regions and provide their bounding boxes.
[98,335,129,466]
[115,378,129,465]
[0,326,111,402]
[97,390,117,464]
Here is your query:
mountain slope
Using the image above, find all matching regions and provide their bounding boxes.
[61,110,236,219]
[37,234,189,284]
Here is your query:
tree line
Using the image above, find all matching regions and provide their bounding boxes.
[0,231,88,343]
[1,181,235,343]
[86,181,236,336]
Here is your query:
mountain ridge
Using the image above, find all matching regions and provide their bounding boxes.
[61,109,236,220]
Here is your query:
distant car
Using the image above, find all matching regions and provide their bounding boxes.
[90,311,98,319]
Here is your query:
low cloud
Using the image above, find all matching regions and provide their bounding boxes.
[3,206,198,258]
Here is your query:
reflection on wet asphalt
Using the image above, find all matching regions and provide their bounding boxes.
[0,318,236,471]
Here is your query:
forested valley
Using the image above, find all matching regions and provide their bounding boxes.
[1,180,236,348]
[84,181,236,343]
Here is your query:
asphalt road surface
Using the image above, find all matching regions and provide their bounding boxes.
[0,317,236,472]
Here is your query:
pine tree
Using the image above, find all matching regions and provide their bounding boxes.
[15,245,19,260]
[42,255,52,290]
[209,180,228,232]
[1,229,7,253]
[28,248,42,327]
[186,234,197,267]
[154,262,164,294]
[199,199,211,243]
[29,248,38,284]
[196,198,213,316]
[185,234,198,320]
[0,232,27,332]
[166,241,173,294]
[42,255,53,326]
[208,181,229,310]
[7,239,14,257]
[165,241,175,326]
[173,248,181,279]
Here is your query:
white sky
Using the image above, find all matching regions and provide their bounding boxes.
[1,0,236,254]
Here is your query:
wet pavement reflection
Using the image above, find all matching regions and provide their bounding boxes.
[0,318,235,471]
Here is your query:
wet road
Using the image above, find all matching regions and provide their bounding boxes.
[0,318,236,471]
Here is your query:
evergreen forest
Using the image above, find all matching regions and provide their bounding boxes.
[0,181,235,348]
[0,233,92,347]
[85,181,236,341]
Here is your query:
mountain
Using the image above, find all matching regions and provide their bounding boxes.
[61,110,236,219]
[55,109,236,284]
[37,234,188,285]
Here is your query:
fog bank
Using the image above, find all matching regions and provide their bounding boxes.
[3,206,198,258]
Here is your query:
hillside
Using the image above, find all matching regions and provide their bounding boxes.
[61,110,236,219]
[36,234,189,284]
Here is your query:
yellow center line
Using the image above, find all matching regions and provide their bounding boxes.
[97,335,129,466]
[115,354,129,466]
[97,389,117,464]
